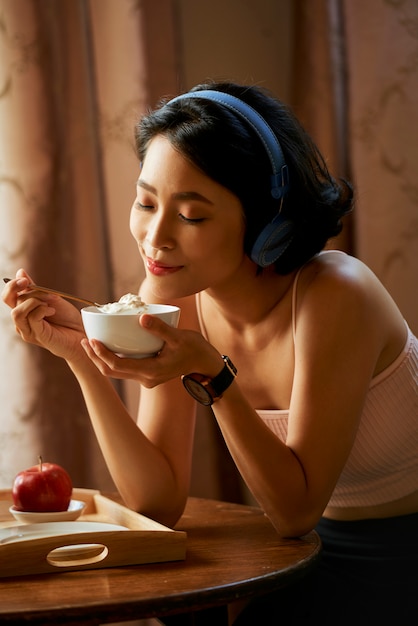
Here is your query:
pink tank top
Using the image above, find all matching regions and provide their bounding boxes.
[196,257,418,508]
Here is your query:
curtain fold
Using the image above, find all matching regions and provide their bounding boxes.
[0,0,112,489]
[344,0,418,334]
[291,0,417,333]
[292,0,353,253]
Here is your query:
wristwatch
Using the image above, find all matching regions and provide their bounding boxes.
[181,355,237,406]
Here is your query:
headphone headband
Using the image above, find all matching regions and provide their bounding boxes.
[165,89,294,267]
[167,90,289,200]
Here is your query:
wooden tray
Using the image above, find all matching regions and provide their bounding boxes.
[0,488,186,577]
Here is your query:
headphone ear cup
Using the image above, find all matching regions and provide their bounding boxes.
[250,215,294,267]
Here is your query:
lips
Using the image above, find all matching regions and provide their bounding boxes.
[146,257,183,276]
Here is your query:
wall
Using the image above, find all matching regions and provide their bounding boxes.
[177,0,293,99]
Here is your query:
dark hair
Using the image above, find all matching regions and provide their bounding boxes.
[135,81,353,274]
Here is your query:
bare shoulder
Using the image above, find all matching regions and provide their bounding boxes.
[295,251,377,333]
[299,251,401,313]
[295,250,407,369]
[301,250,379,287]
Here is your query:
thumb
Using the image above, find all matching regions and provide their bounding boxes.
[16,268,35,285]
[139,313,176,340]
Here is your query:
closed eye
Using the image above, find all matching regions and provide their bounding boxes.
[179,214,205,224]
[135,201,154,210]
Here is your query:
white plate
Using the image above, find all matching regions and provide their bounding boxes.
[0,520,128,544]
[9,499,86,524]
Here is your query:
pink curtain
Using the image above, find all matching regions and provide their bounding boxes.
[344,0,418,334]
[0,0,179,491]
[292,0,417,334]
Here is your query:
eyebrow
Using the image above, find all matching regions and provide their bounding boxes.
[137,179,213,205]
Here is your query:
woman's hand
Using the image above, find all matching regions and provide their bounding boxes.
[81,311,224,386]
[2,270,86,361]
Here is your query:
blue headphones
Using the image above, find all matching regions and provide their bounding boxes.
[166,90,294,267]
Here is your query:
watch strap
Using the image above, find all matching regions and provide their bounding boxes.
[210,355,237,397]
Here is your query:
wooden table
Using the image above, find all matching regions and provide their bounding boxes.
[0,497,321,625]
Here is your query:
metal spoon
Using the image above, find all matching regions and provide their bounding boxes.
[2,278,100,307]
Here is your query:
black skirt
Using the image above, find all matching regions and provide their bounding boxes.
[233,512,418,625]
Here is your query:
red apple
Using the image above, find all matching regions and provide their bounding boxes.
[12,456,73,512]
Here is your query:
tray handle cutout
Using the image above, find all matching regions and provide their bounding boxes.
[47,543,108,568]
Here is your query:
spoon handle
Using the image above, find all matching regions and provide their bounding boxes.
[3,278,99,307]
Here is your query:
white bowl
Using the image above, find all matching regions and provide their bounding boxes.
[81,304,180,358]
[9,500,86,524]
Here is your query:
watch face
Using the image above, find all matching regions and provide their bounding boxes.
[183,376,213,406]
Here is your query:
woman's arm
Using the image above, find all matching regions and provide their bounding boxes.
[209,258,405,537]
[2,272,199,526]
[68,353,197,527]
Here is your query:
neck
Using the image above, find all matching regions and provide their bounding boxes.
[204,264,297,330]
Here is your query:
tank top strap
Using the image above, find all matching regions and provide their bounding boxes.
[291,265,305,343]
[195,291,209,339]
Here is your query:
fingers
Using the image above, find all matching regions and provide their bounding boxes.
[15,268,34,284]
[81,337,164,386]
[2,277,18,307]
[80,339,118,376]
[2,270,35,307]
[11,299,55,342]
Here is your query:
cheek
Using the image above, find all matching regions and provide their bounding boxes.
[199,227,246,277]
[129,208,142,241]
[218,222,246,262]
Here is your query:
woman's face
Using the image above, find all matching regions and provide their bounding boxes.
[130,135,248,301]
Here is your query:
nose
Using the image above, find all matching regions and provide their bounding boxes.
[143,212,175,252]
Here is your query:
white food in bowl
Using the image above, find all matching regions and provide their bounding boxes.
[96,293,148,314]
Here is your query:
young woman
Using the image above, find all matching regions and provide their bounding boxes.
[3,82,417,623]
